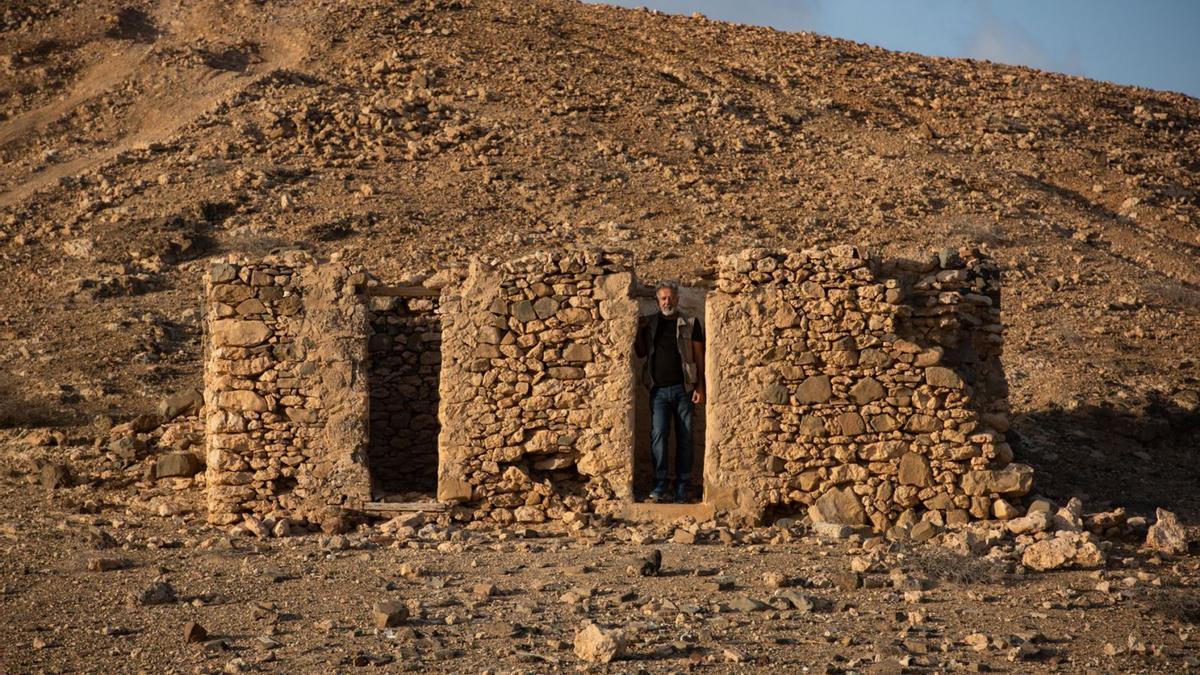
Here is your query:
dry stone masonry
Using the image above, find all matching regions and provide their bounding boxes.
[203,250,371,525]
[201,245,1028,532]
[436,249,639,525]
[705,245,1025,532]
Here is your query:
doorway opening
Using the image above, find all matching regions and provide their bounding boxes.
[364,286,442,501]
[632,285,709,503]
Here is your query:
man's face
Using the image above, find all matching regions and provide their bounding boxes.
[657,287,678,316]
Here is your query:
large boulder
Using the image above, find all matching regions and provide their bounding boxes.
[1145,508,1188,556]
[808,487,867,527]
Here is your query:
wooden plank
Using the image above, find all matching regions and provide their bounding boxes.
[364,285,441,298]
[360,501,448,513]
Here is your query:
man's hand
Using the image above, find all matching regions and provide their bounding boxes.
[692,386,706,404]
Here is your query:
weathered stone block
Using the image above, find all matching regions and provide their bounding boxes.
[925,366,964,389]
[212,319,273,347]
[795,375,832,403]
[809,487,867,527]
[960,463,1034,496]
[898,453,933,487]
[563,343,593,362]
[155,452,202,478]
[216,390,269,412]
[848,377,884,404]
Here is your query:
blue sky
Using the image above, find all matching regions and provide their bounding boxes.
[583,0,1200,98]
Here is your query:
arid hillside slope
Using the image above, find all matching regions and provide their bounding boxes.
[0,0,1197,514]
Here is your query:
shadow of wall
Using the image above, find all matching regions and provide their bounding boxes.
[1011,394,1200,523]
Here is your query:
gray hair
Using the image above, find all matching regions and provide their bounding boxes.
[654,280,680,295]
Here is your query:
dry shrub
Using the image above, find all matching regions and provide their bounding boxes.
[903,547,1006,585]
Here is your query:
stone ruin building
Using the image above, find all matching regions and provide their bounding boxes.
[202,245,1032,533]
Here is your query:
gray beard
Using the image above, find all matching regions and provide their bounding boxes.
[661,308,677,317]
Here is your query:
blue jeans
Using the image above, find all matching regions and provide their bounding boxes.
[650,384,693,493]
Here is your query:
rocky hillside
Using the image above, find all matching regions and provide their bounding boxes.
[1,0,1197,513]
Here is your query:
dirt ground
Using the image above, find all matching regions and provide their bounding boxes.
[1,0,1198,671]
[2,476,1199,674]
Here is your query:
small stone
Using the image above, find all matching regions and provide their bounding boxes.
[473,583,496,598]
[992,499,1020,520]
[532,296,559,319]
[1027,498,1055,515]
[211,319,273,347]
[850,556,872,573]
[184,621,208,643]
[87,557,130,571]
[832,571,863,591]
[898,453,933,487]
[960,464,1034,497]
[811,522,851,539]
[1022,532,1105,571]
[574,623,626,663]
[723,647,749,663]
[38,463,71,490]
[563,343,593,362]
[155,452,201,479]
[272,519,292,538]
[1006,510,1051,535]
[136,581,177,606]
[511,300,537,322]
[762,572,787,589]
[910,520,938,543]
[639,549,662,577]
[242,515,270,538]
[321,515,353,535]
[159,388,204,420]
[727,595,770,612]
[762,384,789,405]
[964,633,989,651]
[371,601,408,628]
[671,528,696,545]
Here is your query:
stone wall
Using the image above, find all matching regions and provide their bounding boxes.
[365,292,442,498]
[201,245,1022,533]
[705,245,1027,532]
[202,251,371,525]
[436,249,639,525]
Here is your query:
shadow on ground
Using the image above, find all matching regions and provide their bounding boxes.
[1011,393,1200,524]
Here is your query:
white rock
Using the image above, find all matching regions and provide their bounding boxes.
[574,622,626,663]
[1145,508,1187,556]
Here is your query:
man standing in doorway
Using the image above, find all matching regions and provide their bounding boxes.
[635,281,705,503]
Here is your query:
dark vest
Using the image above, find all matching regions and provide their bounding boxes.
[640,312,699,392]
